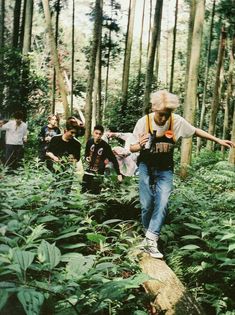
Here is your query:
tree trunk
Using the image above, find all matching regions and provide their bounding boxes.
[95,30,102,124]
[206,26,227,150]
[143,0,163,114]
[85,0,102,140]
[228,106,235,165]
[147,0,152,59]
[70,0,75,115]
[180,0,205,178]
[0,0,4,50]
[225,35,234,159]
[139,254,205,315]
[22,0,34,55]
[42,0,69,118]
[196,0,215,154]
[138,0,145,82]
[103,1,112,120]
[12,0,22,48]
[184,0,196,110]
[169,0,179,93]
[52,0,60,114]
[154,0,163,84]
[121,0,136,111]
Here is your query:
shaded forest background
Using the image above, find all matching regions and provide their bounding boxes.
[0,0,234,172]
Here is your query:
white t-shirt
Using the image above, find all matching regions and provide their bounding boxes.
[1,120,28,145]
[130,113,196,144]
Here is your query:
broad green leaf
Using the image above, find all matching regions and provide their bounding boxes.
[95,262,116,270]
[17,289,44,315]
[26,224,48,244]
[37,215,59,223]
[55,231,80,240]
[134,311,149,315]
[66,254,94,279]
[0,289,8,311]
[228,243,235,252]
[220,233,235,241]
[184,223,201,230]
[86,233,106,243]
[180,245,200,250]
[37,240,61,270]
[102,219,123,225]
[181,235,201,240]
[13,249,35,271]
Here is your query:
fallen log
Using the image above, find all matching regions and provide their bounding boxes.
[138,253,205,315]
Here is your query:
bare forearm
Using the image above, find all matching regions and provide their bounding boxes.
[195,128,234,148]
[130,143,142,153]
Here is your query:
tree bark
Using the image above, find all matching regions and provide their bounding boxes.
[147,0,152,59]
[85,0,103,140]
[196,0,215,154]
[121,0,136,111]
[143,0,163,114]
[169,0,179,93]
[22,0,34,55]
[206,26,227,150]
[0,0,4,50]
[12,0,22,49]
[139,254,205,315]
[184,0,196,111]
[42,0,69,118]
[228,106,235,165]
[70,0,75,115]
[180,0,205,178]
[138,0,145,82]
[52,0,61,114]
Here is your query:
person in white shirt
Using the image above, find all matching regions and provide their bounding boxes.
[0,111,28,169]
[130,90,234,259]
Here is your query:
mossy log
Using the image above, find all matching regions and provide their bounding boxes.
[138,253,205,315]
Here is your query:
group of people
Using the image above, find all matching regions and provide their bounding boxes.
[0,90,234,259]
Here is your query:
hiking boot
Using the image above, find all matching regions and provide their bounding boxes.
[144,238,163,259]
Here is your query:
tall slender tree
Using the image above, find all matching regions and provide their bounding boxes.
[22,0,34,55]
[138,0,145,81]
[0,0,5,50]
[196,0,216,153]
[42,0,69,118]
[70,0,75,114]
[207,26,227,150]
[169,0,179,92]
[143,0,163,114]
[85,0,103,140]
[147,0,152,58]
[52,0,61,114]
[12,0,22,49]
[121,0,136,111]
[154,0,163,84]
[180,0,205,178]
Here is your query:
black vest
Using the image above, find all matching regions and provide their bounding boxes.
[138,114,176,170]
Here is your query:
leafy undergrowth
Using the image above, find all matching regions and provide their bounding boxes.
[163,154,235,315]
[0,160,150,315]
[0,150,234,315]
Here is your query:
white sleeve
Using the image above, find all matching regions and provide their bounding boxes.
[0,121,11,131]
[130,117,146,145]
[173,115,196,141]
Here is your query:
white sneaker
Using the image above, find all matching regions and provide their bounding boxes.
[144,238,163,259]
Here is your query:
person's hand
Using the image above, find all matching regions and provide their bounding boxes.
[217,139,235,148]
[117,174,123,182]
[45,136,51,142]
[53,156,60,163]
[139,133,150,147]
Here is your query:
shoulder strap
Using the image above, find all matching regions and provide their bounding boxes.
[145,114,153,134]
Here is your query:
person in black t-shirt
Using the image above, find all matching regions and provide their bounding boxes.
[82,125,122,194]
[46,123,81,193]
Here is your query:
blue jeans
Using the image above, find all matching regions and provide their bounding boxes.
[139,162,173,238]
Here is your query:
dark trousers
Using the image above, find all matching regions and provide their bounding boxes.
[81,173,102,195]
[5,144,24,169]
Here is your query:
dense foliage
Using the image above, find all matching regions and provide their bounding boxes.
[0,150,234,314]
